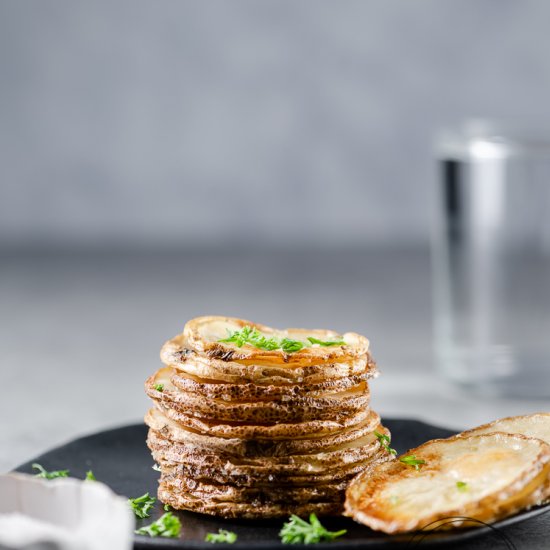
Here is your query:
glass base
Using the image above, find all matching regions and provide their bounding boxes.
[438,346,550,399]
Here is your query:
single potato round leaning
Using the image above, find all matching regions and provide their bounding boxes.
[457,412,550,501]
[345,432,550,534]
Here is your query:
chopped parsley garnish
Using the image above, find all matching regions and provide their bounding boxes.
[218,325,253,347]
[279,513,346,544]
[32,463,69,479]
[205,529,238,544]
[280,338,305,353]
[154,383,164,392]
[164,504,172,511]
[219,326,345,354]
[456,481,468,491]
[307,336,345,346]
[85,470,96,481]
[219,326,279,350]
[399,455,426,470]
[128,492,156,519]
[135,512,181,538]
[374,431,397,455]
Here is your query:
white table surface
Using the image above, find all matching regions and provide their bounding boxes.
[1,246,549,472]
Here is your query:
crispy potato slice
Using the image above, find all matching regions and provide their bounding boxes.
[157,402,372,440]
[460,413,550,500]
[183,316,370,366]
[158,486,342,518]
[146,367,370,423]
[147,427,387,473]
[145,407,381,456]
[345,433,550,534]
[460,412,550,444]
[160,475,348,504]
[170,370,368,399]
[160,456,390,487]
[161,333,377,384]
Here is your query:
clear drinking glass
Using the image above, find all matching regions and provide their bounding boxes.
[433,121,550,397]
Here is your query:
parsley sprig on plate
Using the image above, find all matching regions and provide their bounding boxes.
[128,492,156,519]
[279,513,346,544]
[32,463,69,479]
[205,529,238,544]
[32,463,100,481]
[135,512,181,538]
[219,326,345,353]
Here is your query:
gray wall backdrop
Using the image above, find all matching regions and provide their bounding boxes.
[1,0,549,249]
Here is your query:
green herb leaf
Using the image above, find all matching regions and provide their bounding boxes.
[85,470,96,481]
[218,326,253,347]
[258,338,280,350]
[135,512,181,538]
[374,431,397,455]
[219,326,298,352]
[280,338,304,353]
[128,492,156,519]
[307,336,345,347]
[456,481,468,491]
[399,455,426,470]
[32,463,69,479]
[279,513,347,544]
[164,504,172,511]
[218,326,310,354]
[154,383,164,392]
[247,327,279,351]
[218,327,348,354]
[205,529,238,544]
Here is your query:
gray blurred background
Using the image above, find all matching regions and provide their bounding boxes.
[2,0,550,249]
[2,0,550,470]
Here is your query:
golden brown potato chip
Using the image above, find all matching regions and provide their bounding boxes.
[345,433,550,534]
[183,316,370,366]
[145,407,381,457]
[161,333,377,384]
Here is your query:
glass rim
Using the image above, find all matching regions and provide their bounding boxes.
[435,119,550,160]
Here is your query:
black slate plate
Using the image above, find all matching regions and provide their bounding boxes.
[14,419,550,549]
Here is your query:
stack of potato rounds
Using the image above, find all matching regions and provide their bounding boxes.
[144,316,389,518]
